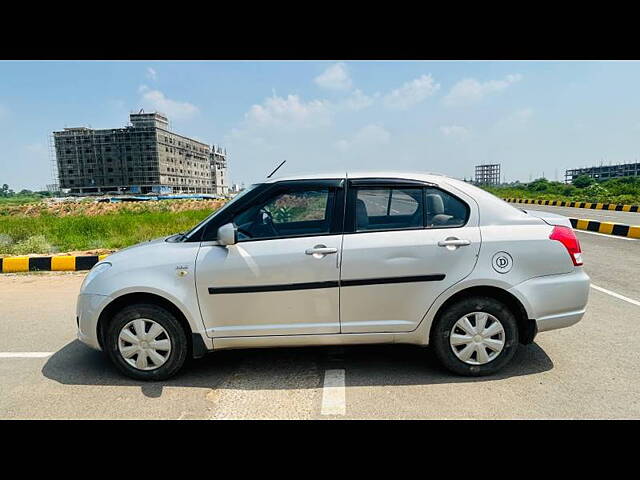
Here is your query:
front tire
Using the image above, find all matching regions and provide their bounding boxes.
[104,303,188,381]
[430,296,519,376]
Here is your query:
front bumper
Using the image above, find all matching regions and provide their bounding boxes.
[76,293,110,351]
[508,268,590,334]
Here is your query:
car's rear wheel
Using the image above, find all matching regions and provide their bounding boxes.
[430,296,519,376]
[104,303,188,381]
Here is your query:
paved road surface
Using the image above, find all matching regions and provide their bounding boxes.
[0,231,639,419]
[509,202,640,224]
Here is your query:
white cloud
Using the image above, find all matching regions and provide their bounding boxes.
[146,67,157,81]
[314,62,353,91]
[138,86,198,120]
[440,125,470,137]
[244,93,332,130]
[383,74,440,110]
[443,74,523,107]
[336,124,391,151]
[341,89,376,111]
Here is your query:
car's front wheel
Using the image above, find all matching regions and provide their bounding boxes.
[430,296,519,376]
[104,303,188,381]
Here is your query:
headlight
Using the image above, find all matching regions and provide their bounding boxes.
[81,262,112,291]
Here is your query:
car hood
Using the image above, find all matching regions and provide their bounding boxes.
[105,235,170,261]
[522,209,572,228]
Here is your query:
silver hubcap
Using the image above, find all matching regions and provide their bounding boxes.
[118,319,172,371]
[449,312,505,365]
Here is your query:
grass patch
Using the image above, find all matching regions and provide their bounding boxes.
[0,195,47,206]
[0,209,213,254]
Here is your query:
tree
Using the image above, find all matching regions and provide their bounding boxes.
[527,177,550,192]
[572,175,595,188]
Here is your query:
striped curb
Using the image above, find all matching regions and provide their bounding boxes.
[569,218,640,239]
[0,254,110,273]
[504,198,640,212]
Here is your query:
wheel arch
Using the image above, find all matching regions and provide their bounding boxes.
[96,292,204,357]
[430,285,537,344]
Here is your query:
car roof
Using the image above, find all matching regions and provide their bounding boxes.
[264,170,448,184]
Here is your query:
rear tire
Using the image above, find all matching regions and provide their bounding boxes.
[104,303,188,381]
[430,296,519,376]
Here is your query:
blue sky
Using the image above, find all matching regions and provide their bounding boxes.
[2,60,640,190]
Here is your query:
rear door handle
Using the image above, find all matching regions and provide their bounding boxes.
[305,245,338,257]
[438,238,471,249]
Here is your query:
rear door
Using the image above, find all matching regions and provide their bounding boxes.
[339,179,481,333]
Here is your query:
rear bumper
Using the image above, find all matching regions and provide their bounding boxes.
[508,268,590,334]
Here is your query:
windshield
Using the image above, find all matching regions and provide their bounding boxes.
[183,184,261,240]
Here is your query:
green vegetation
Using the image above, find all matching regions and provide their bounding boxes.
[484,176,640,205]
[0,183,54,206]
[0,209,214,255]
[0,182,226,255]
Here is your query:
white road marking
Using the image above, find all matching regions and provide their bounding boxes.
[321,369,346,416]
[0,352,53,358]
[591,284,640,307]
[575,230,638,241]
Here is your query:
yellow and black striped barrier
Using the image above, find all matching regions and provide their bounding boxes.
[569,218,640,239]
[505,198,640,212]
[0,254,109,273]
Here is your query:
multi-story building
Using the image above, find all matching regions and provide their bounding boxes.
[474,163,501,186]
[565,162,640,183]
[53,112,229,195]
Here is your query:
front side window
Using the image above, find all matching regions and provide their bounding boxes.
[234,187,334,241]
[354,187,423,232]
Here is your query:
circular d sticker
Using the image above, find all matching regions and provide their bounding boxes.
[492,251,513,274]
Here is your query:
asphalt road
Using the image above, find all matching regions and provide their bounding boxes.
[509,202,640,224]
[1,231,639,419]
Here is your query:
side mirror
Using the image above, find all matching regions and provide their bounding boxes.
[217,223,237,246]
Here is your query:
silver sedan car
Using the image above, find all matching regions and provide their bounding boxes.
[76,171,590,380]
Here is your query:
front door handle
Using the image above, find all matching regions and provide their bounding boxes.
[438,237,471,250]
[305,245,338,258]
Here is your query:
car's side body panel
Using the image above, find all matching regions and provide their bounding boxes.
[196,235,342,337]
[339,225,481,333]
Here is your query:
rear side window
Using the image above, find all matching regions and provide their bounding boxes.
[424,187,468,228]
[354,187,423,232]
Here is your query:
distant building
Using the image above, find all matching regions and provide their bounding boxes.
[53,112,229,195]
[565,162,640,183]
[474,163,501,186]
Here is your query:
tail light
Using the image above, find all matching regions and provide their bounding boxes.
[549,225,583,266]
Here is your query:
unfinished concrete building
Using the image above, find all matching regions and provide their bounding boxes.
[565,162,640,183]
[53,112,229,195]
[474,163,501,186]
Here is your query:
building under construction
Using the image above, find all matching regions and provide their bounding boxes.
[474,163,501,186]
[565,162,640,183]
[52,112,229,195]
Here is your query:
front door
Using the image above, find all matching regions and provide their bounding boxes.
[339,180,481,333]
[196,180,345,337]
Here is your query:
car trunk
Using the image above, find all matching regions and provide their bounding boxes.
[520,209,573,228]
